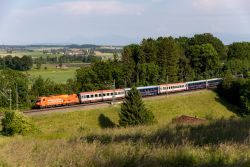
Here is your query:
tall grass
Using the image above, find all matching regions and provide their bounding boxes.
[0,118,249,167]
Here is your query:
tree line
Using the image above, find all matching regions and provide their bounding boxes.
[0,55,33,71]
[74,33,250,90]
[0,54,102,71]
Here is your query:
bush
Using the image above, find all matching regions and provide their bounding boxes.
[1,110,37,136]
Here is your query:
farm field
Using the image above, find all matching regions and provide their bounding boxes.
[1,90,249,167]
[0,50,62,59]
[94,51,121,60]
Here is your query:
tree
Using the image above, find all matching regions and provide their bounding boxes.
[156,37,181,82]
[0,69,29,109]
[189,33,227,60]
[187,44,219,79]
[121,45,140,86]
[141,38,157,63]
[75,67,99,91]
[227,42,250,60]
[20,56,33,70]
[119,86,155,126]
[36,61,42,69]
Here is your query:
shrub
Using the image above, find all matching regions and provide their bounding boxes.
[119,86,155,126]
[1,110,37,136]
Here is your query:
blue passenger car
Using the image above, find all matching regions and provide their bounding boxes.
[207,78,223,88]
[186,80,207,90]
[125,86,159,96]
[137,86,159,96]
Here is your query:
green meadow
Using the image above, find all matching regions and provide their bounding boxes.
[26,64,78,83]
[0,90,249,166]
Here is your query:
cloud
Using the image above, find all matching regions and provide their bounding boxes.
[16,0,144,16]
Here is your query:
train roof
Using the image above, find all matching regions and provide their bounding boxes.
[160,82,185,86]
[186,78,223,84]
[79,89,124,94]
[186,80,207,84]
[37,94,77,98]
[207,78,223,81]
[137,85,158,89]
[125,85,158,91]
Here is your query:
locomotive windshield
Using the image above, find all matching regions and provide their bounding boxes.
[36,98,41,102]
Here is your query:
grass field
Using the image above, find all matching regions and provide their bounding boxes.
[0,90,249,167]
[25,64,78,83]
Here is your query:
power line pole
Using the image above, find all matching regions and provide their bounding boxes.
[166,75,169,97]
[16,83,18,110]
[112,79,116,105]
[0,89,12,110]
[9,89,12,111]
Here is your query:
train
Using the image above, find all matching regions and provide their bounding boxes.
[35,78,223,108]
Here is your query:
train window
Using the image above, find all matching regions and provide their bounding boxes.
[86,95,89,98]
[107,93,110,96]
[103,94,106,96]
[95,94,98,97]
[91,95,94,98]
[99,94,102,97]
[43,99,45,101]
[111,93,113,96]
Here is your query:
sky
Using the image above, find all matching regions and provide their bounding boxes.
[0,0,250,45]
